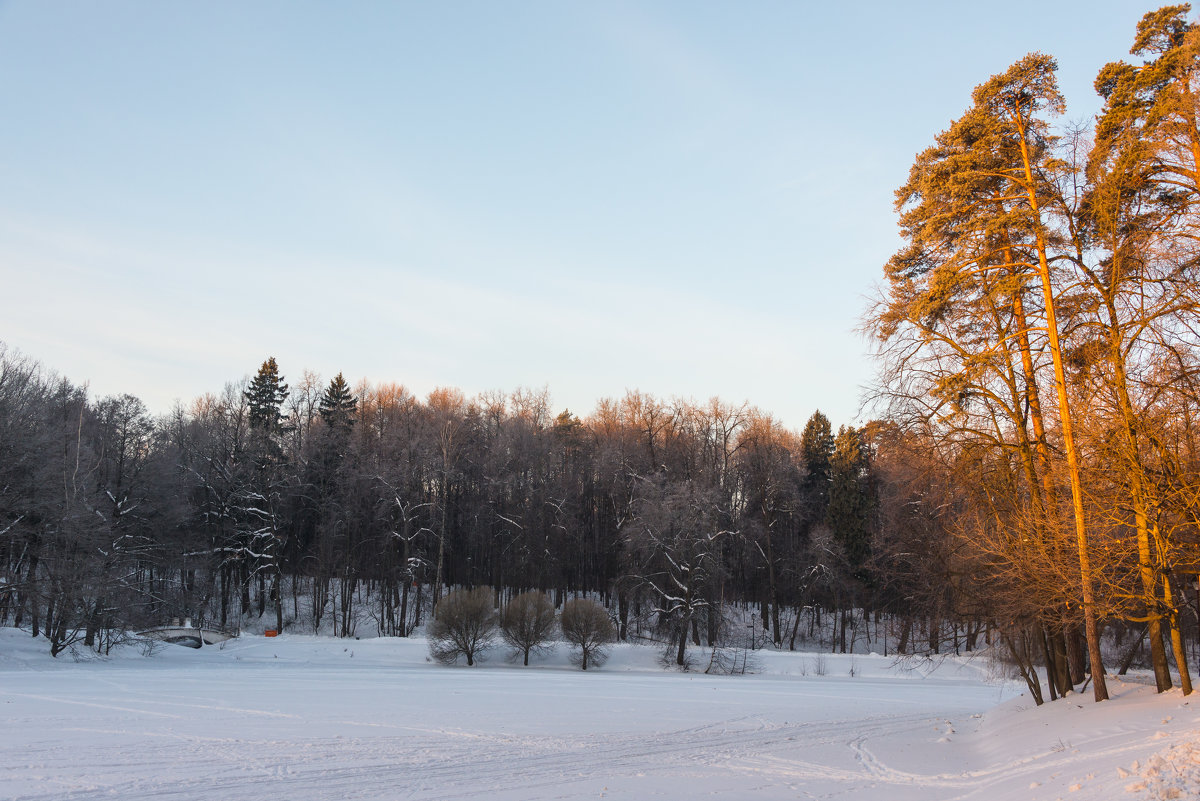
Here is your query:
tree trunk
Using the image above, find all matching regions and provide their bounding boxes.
[1163,573,1193,695]
[617,590,628,641]
[399,579,410,637]
[788,605,802,651]
[676,616,690,666]
[1019,119,1108,701]
[1039,623,1060,702]
[273,569,283,633]
[897,618,912,655]
[1065,623,1086,686]
[1117,623,1147,675]
[1002,629,1045,705]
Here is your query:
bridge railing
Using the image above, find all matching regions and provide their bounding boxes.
[192,618,240,638]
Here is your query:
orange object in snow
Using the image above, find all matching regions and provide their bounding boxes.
[264,630,278,637]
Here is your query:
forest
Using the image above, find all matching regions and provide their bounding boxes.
[2,5,1200,709]
[0,347,879,665]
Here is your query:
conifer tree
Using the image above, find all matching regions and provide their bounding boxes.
[827,425,873,576]
[946,54,1108,700]
[1082,5,1199,696]
[240,357,291,633]
[318,372,357,431]
[876,52,1112,701]
[244,357,289,437]
[799,410,834,531]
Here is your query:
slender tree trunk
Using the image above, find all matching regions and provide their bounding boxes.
[399,578,410,637]
[1018,124,1108,701]
[1163,572,1193,695]
[617,590,628,641]
[273,568,283,633]
[1003,629,1045,705]
[1039,622,1059,701]
[1118,623,1147,675]
[788,605,802,651]
[1107,323,1173,692]
[1066,623,1086,686]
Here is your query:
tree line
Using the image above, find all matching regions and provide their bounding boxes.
[0,345,882,667]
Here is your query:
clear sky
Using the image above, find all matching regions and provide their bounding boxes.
[0,1,1157,429]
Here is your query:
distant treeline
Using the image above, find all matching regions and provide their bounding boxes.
[0,345,884,664]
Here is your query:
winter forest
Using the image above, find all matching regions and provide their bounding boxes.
[4,4,1200,724]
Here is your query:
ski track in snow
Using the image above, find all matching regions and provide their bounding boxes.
[8,713,938,801]
[1,633,1195,801]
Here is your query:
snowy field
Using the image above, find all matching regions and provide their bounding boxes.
[0,629,1196,801]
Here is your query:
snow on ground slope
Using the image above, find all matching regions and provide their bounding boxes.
[0,629,1194,800]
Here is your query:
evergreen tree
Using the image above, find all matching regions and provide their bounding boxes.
[827,425,872,576]
[877,52,1110,701]
[240,357,291,632]
[244,357,289,436]
[799,410,834,531]
[1083,5,1198,696]
[318,372,357,431]
[1092,5,1199,205]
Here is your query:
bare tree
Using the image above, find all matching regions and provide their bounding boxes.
[559,597,615,670]
[624,477,733,666]
[500,590,556,665]
[427,587,496,666]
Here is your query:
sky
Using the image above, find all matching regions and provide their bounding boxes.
[0,1,1161,430]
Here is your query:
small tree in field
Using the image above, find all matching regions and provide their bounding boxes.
[428,587,496,666]
[560,598,615,670]
[500,590,556,666]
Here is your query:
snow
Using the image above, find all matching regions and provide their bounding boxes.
[0,629,1195,800]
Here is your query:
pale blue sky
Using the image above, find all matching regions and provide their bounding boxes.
[0,1,1153,428]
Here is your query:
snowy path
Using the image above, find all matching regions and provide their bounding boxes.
[0,633,1194,800]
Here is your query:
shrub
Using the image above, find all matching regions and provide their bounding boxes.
[427,587,496,666]
[500,591,556,666]
[559,598,615,670]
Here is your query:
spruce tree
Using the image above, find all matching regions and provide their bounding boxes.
[318,372,357,431]
[799,410,834,531]
[827,425,872,576]
[245,357,289,436]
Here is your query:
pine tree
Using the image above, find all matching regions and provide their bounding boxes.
[1083,5,1198,696]
[875,52,1115,701]
[318,372,357,431]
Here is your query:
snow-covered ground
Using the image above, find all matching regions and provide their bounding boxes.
[0,629,1195,800]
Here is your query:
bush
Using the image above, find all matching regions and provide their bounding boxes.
[428,587,496,666]
[560,598,615,670]
[500,591,556,666]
